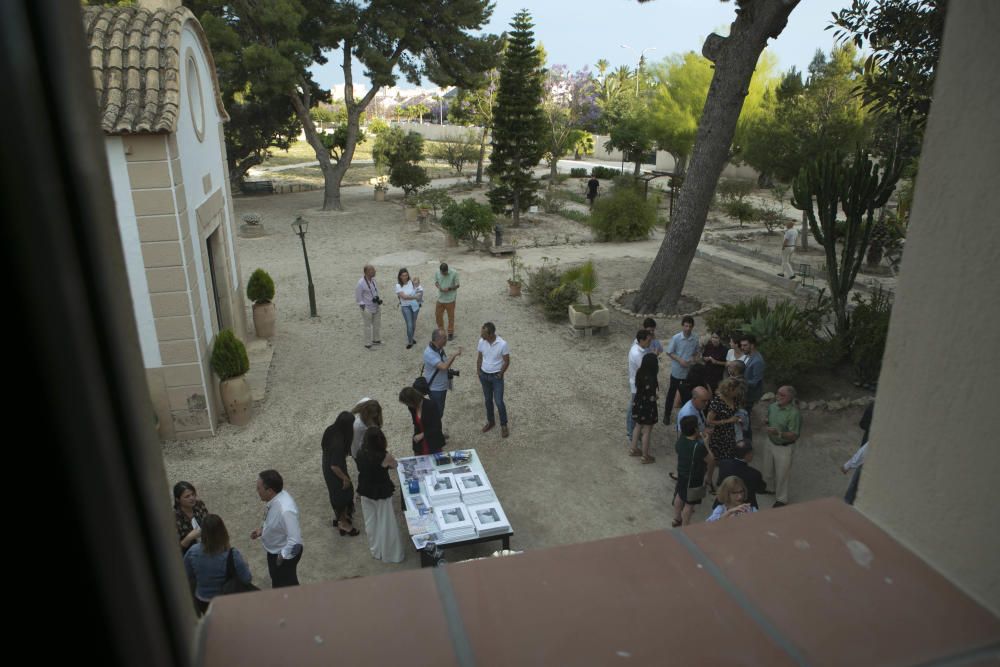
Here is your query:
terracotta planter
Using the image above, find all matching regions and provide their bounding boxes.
[404,206,418,222]
[252,301,276,339]
[508,281,522,297]
[374,189,386,202]
[220,376,253,426]
[568,303,610,328]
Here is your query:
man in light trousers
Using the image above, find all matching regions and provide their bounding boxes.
[355,264,382,349]
[765,386,801,508]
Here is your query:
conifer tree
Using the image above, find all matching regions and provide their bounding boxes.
[487,10,545,226]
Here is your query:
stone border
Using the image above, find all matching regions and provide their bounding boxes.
[758,391,874,412]
[608,288,716,320]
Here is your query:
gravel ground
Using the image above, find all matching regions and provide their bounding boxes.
[162,182,869,586]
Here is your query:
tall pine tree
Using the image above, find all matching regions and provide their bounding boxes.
[487,10,545,226]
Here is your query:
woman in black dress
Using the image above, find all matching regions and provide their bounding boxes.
[321,411,359,536]
[629,354,659,464]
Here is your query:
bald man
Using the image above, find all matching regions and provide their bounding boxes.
[355,264,382,349]
[676,386,712,437]
[765,385,801,508]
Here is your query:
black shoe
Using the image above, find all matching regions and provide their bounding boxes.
[772,501,787,508]
[364,345,372,349]
[759,488,775,495]
[406,343,414,349]
[662,416,670,426]
[789,275,797,279]
[777,273,785,277]
[448,333,454,341]
[372,340,382,345]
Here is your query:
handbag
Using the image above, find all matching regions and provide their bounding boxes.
[686,442,706,502]
[220,548,259,595]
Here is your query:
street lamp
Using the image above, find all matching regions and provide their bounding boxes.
[290,216,317,317]
[436,90,444,125]
[620,44,657,95]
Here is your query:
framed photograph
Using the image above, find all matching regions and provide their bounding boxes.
[434,502,475,535]
[469,501,511,534]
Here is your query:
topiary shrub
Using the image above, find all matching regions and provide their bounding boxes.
[569,167,588,177]
[246,268,275,304]
[758,336,829,386]
[211,329,249,381]
[590,184,658,241]
[439,199,495,247]
[591,165,621,179]
[525,260,579,321]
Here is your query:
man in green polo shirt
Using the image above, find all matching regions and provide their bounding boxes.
[765,385,801,508]
[434,262,460,340]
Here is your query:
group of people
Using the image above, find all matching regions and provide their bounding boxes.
[355,262,460,350]
[626,316,805,525]
[175,471,302,615]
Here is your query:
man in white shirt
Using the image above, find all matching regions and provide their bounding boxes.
[476,322,511,438]
[627,329,652,444]
[250,469,303,588]
[778,219,799,279]
[355,264,382,349]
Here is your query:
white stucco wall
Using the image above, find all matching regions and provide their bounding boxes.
[177,25,237,341]
[855,0,1000,616]
[105,136,161,367]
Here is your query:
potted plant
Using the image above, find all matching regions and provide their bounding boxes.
[247,268,276,339]
[211,329,253,426]
[370,175,389,201]
[508,253,524,297]
[561,260,610,328]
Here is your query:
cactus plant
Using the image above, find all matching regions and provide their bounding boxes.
[792,149,900,335]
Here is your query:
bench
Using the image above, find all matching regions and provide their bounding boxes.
[241,180,274,195]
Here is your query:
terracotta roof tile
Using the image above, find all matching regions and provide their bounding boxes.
[82,5,226,135]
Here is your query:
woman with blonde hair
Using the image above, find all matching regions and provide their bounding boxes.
[183,514,253,615]
[704,378,744,491]
[706,476,756,522]
[350,398,384,461]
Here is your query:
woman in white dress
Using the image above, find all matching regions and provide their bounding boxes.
[356,427,405,563]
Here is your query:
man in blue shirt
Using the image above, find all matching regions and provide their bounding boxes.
[663,316,700,425]
[740,333,766,444]
[423,329,463,417]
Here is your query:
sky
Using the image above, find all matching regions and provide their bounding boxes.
[309,0,848,91]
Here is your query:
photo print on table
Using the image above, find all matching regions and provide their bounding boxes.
[461,474,484,490]
[476,508,500,524]
[442,507,466,524]
[434,477,454,492]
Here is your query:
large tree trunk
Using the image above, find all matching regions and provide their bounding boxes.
[229,153,263,187]
[550,158,559,180]
[633,0,799,313]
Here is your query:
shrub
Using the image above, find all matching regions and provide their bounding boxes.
[427,133,480,174]
[541,188,567,213]
[557,209,590,224]
[846,287,892,385]
[722,199,760,228]
[211,329,249,380]
[591,165,622,179]
[705,296,770,339]
[569,167,588,177]
[758,336,829,386]
[439,199,495,246]
[390,163,430,197]
[590,185,658,241]
[525,260,579,321]
[246,268,275,304]
[716,178,754,202]
[412,189,454,218]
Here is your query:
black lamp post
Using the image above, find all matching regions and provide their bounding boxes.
[291,216,317,317]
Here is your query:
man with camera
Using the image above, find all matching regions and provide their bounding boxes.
[355,264,383,349]
[423,329,462,417]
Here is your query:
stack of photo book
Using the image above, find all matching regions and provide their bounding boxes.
[433,502,477,541]
[425,472,461,507]
[468,501,511,538]
[456,471,496,505]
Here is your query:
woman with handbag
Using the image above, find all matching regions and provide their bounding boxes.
[322,411,360,537]
[671,415,713,527]
[398,386,444,456]
[173,481,209,555]
[394,268,424,349]
[706,476,757,522]
[183,514,253,615]
[356,427,405,563]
